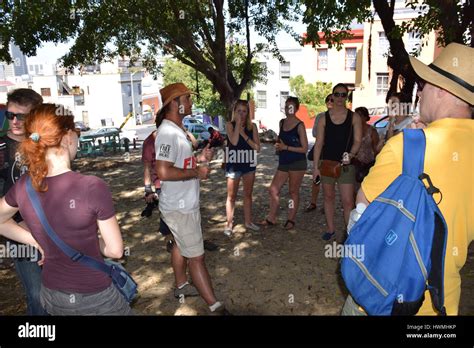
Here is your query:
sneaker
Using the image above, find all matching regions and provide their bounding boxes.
[209,303,232,316]
[166,240,174,253]
[174,283,200,298]
[204,240,218,251]
[245,222,260,231]
[322,231,336,241]
[223,227,233,236]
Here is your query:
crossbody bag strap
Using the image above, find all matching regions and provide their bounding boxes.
[25,176,112,276]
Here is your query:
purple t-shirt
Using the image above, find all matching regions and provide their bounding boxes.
[5,171,115,293]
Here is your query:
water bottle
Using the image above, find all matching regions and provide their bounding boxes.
[347,203,367,234]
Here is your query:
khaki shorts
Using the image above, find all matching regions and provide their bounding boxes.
[319,161,356,185]
[160,210,204,258]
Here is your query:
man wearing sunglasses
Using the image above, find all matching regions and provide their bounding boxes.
[343,43,473,315]
[0,88,45,315]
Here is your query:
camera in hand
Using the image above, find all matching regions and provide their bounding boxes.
[141,194,158,218]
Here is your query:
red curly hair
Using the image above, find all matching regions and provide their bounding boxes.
[19,104,75,192]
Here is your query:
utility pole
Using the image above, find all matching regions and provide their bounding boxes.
[130,71,136,125]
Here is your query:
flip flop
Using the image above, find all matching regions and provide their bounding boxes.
[304,203,316,212]
[258,219,275,227]
[284,220,296,230]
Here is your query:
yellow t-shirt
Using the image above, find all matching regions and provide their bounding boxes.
[361,118,474,315]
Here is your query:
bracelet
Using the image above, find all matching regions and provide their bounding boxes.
[144,185,153,194]
[246,136,250,142]
[286,145,289,151]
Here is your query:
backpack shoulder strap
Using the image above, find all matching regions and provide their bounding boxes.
[402,129,426,178]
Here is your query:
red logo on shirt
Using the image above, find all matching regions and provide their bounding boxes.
[184,157,197,169]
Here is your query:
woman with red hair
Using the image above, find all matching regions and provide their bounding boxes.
[0,104,132,315]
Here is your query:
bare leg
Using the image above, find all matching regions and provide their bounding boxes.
[171,245,188,287]
[225,177,241,229]
[242,172,256,225]
[287,170,305,223]
[266,170,289,223]
[323,183,336,232]
[310,182,321,206]
[339,183,355,227]
[188,254,217,305]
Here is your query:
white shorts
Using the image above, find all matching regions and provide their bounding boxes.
[160,210,204,258]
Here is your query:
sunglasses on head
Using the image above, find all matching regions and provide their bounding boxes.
[5,111,27,121]
[333,92,347,98]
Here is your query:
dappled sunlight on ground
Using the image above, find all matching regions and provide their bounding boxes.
[0,144,472,315]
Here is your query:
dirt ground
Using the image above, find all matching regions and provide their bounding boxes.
[0,143,473,315]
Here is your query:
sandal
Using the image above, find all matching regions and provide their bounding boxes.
[304,203,316,212]
[284,220,295,230]
[258,218,275,227]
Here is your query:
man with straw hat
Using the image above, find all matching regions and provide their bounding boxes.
[155,82,229,315]
[343,43,473,315]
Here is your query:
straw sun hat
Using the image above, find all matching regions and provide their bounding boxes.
[409,42,473,105]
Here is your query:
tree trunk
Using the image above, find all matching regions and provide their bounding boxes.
[373,0,417,103]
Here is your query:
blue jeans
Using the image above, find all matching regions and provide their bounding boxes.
[13,257,48,315]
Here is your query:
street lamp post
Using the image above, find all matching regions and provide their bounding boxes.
[130,71,137,125]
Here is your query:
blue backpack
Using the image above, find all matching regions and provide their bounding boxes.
[341,129,447,315]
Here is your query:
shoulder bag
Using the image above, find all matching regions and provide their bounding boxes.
[319,111,353,178]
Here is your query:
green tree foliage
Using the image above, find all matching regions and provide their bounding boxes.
[289,76,332,118]
[162,43,266,117]
[163,58,226,117]
[0,0,299,118]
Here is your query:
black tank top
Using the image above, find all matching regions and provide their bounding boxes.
[321,110,353,161]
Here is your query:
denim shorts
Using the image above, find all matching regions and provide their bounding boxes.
[225,168,256,180]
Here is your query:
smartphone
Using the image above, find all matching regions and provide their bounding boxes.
[313,175,321,185]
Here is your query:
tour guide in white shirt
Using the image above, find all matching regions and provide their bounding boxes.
[155,82,229,315]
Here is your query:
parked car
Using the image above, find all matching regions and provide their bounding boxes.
[186,123,211,140]
[82,127,138,145]
[183,116,204,128]
[75,121,90,131]
[367,107,387,126]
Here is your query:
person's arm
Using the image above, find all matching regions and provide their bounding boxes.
[370,127,381,155]
[356,187,371,206]
[143,162,156,203]
[0,199,41,249]
[348,113,362,161]
[156,160,209,181]
[241,124,261,152]
[226,121,240,146]
[283,123,308,153]
[186,131,199,150]
[385,118,396,141]
[312,113,320,138]
[312,116,326,180]
[97,216,124,259]
[143,162,152,187]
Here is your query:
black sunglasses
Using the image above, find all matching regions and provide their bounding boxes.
[333,92,347,98]
[5,111,27,121]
